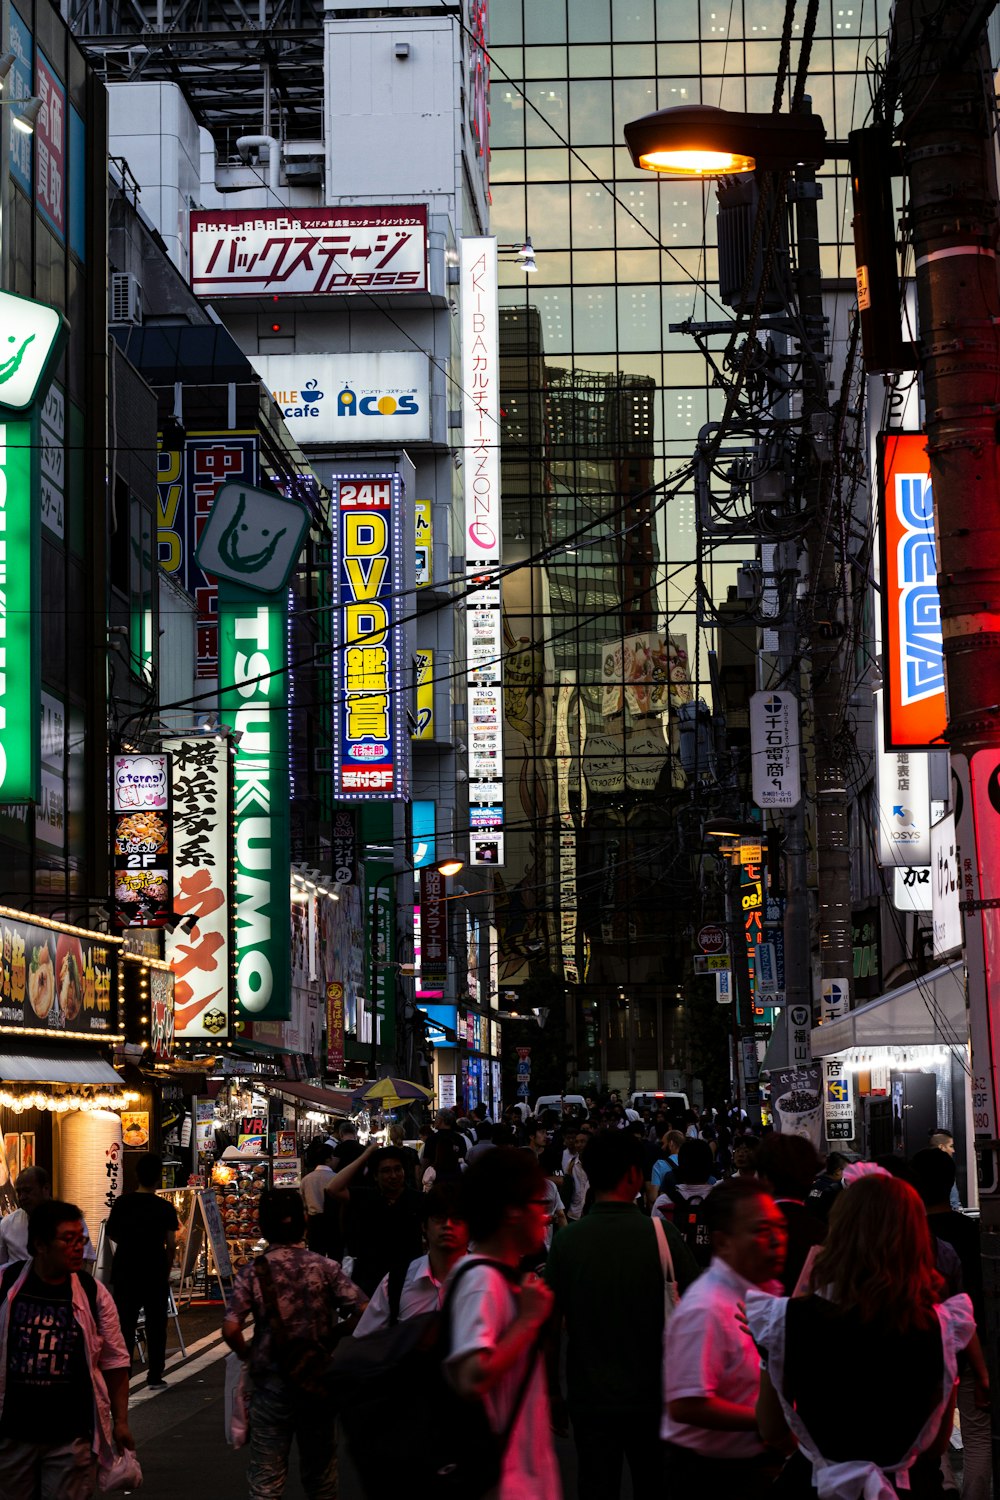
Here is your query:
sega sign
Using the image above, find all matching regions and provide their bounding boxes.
[879,432,945,750]
[251,353,430,445]
[332,474,409,800]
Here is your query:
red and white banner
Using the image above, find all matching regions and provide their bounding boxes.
[190,205,428,297]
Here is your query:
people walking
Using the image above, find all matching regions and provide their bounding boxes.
[756,1133,827,1294]
[106,1153,180,1389]
[300,1140,336,1254]
[545,1130,698,1500]
[222,1189,366,1499]
[324,1143,424,1297]
[661,1178,788,1498]
[0,1166,98,1271]
[444,1147,561,1499]
[0,1198,134,1500]
[749,1173,975,1499]
[911,1147,991,1500]
[353,1182,469,1335]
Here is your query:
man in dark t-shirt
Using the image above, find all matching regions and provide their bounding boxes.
[324,1142,423,1295]
[106,1154,179,1388]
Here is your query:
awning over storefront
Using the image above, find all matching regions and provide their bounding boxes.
[0,1048,124,1087]
[810,961,967,1058]
[257,1079,354,1116]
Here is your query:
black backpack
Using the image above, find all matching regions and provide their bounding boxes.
[0,1260,100,1320]
[661,1186,713,1267]
[330,1257,540,1500]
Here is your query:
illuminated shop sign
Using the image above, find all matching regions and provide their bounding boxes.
[0,910,118,1038]
[196,480,309,595]
[111,755,172,930]
[461,237,504,865]
[331,474,408,801]
[190,205,428,297]
[0,291,67,414]
[156,432,259,681]
[0,420,39,802]
[219,584,291,1021]
[164,737,232,1042]
[878,432,945,750]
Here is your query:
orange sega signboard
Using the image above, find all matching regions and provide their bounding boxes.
[878,432,946,751]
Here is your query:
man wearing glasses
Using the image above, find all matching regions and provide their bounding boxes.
[0,1199,133,1499]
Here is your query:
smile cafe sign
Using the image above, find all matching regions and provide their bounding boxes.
[210,485,307,1024]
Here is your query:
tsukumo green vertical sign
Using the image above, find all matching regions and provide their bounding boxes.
[0,420,40,802]
[218,580,291,1021]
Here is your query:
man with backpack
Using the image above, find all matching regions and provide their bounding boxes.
[652,1137,719,1267]
[544,1130,698,1500]
[0,1198,134,1499]
[445,1147,560,1498]
[353,1183,468,1335]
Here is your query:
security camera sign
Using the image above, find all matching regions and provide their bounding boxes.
[196,482,310,594]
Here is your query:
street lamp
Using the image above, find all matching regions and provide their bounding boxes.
[623,104,835,177]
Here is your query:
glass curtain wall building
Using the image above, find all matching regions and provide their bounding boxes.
[491,0,890,1093]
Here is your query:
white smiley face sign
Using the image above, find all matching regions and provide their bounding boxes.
[196,481,311,593]
[0,291,68,413]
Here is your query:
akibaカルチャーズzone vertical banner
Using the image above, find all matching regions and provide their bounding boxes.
[0,419,39,803]
[218,582,291,1022]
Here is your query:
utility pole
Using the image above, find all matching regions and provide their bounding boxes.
[790,142,856,1038]
[895,0,1000,1482]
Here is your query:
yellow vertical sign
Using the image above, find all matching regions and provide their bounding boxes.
[414,649,434,739]
[415,499,432,587]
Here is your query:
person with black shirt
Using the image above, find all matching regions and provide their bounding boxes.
[106,1154,179,1389]
[324,1142,423,1296]
[756,1133,826,1294]
[0,1199,133,1499]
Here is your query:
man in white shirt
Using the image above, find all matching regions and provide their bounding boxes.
[354,1183,468,1335]
[561,1127,590,1222]
[300,1141,335,1254]
[445,1148,561,1499]
[662,1178,788,1499]
[0,1167,97,1270]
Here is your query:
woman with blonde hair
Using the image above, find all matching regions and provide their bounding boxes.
[747,1174,974,1498]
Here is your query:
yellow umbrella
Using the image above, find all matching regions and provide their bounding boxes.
[353,1076,434,1112]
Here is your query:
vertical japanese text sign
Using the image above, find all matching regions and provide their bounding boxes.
[164,737,232,1041]
[331,474,408,800]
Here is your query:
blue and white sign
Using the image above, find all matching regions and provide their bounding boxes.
[412,800,437,870]
[251,352,430,444]
[8,10,32,197]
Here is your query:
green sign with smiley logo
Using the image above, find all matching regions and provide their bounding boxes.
[195,481,311,594]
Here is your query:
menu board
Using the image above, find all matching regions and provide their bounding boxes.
[111,754,173,929]
[0,915,117,1036]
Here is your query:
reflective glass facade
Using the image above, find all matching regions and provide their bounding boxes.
[493,0,890,1092]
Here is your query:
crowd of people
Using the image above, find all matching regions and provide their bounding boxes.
[219,1095,990,1500]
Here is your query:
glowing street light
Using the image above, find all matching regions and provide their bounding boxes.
[623,104,833,178]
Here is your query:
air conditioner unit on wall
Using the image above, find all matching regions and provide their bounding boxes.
[110,271,142,326]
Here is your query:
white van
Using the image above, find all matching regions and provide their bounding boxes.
[630,1090,690,1118]
[533,1093,588,1118]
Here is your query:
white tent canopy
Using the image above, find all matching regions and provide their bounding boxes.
[810,961,967,1058]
